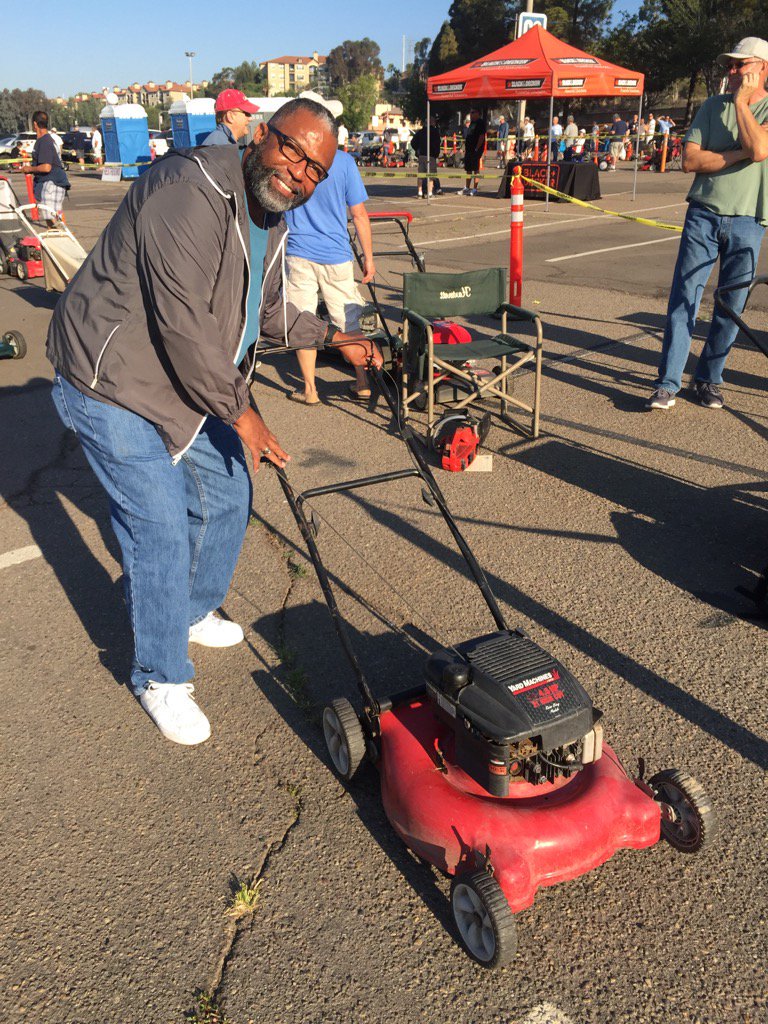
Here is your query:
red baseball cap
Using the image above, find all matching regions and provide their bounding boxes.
[215,89,259,114]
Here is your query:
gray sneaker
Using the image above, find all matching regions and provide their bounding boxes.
[646,387,676,410]
[695,381,724,409]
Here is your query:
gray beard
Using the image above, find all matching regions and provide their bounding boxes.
[243,143,307,213]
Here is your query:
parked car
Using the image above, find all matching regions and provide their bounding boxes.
[11,132,37,158]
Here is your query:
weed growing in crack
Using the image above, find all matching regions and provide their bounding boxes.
[226,876,263,920]
[186,991,233,1024]
[285,666,312,710]
[288,559,308,579]
[270,640,315,716]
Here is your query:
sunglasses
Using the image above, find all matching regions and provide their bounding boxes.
[267,124,329,184]
[726,59,762,70]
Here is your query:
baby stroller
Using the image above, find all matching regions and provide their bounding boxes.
[0,175,87,291]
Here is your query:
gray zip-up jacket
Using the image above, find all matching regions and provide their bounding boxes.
[46,145,328,460]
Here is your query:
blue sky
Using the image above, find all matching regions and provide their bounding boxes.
[2,0,644,97]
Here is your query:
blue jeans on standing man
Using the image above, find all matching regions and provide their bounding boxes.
[52,374,252,696]
[656,202,765,394]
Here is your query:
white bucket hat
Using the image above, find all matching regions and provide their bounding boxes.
[718,37,768,66]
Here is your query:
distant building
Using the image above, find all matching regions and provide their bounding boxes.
[260,52,327,97]
[69,80,208,108]
[371,104,411,131]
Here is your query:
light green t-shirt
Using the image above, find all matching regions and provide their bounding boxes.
[685,94,768,225]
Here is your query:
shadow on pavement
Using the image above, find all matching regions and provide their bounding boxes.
[0,377,132,683]
[247,599,459,947]
[252,483,768,771]
[511,438,768,626]
[1,281,60,311]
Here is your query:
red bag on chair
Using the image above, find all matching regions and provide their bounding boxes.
[432,321,472,345]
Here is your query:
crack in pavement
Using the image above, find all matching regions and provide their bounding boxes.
[205,784,303,1002]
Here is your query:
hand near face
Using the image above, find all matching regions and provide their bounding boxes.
[735,68,763,104]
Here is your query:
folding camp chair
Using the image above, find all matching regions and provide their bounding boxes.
[400,267,543,439]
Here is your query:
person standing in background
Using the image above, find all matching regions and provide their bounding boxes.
[412,114,442,198]
[496,115,509,167]
[284,146,376,404]
[91,125,103,166]
[460,108,486,195]
[647,37,768,411]
[27,110,70,225]
[202,89,259,146]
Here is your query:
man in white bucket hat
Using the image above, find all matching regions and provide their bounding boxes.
[647,37,768,411]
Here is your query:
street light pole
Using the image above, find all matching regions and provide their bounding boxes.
[185,51,196,98]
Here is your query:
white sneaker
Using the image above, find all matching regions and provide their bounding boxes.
[189,611,244,648]
[139,682,211,745]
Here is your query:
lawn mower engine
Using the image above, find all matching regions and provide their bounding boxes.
[425,629,603,797]
[432,411,491,472]
[7,236,44,280]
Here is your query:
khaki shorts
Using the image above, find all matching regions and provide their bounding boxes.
[285,256,364,332]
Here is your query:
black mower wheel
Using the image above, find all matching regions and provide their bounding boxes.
[15,261,27,281]
[649,769,716,854]
[4,331,27,359]
[322,698,366,781]
[450,870,517,968]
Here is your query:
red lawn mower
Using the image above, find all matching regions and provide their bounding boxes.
[273,362,715,968]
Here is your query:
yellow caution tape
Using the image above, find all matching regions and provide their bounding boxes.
[517,172,683,232]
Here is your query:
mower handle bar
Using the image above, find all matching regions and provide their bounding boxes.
[367,211,413,226]
[714,277,768,360]
[269,360,508,721]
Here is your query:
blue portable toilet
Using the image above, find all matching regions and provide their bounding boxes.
[99,103,151,179]
[170,97,215,148]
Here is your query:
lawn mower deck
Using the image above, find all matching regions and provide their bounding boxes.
[274,362,715,968]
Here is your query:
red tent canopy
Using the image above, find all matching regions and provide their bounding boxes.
[427,26,644,101]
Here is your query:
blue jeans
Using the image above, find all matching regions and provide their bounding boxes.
[656,202,765,394]
[52,375,252,694]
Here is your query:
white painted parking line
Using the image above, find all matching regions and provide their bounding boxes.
[546,235,679,263]
[0,545,43,570]
[415,202,686,249]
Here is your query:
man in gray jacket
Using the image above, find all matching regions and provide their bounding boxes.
[48,98,379,746]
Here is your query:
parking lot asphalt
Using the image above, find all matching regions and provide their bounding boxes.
[0,165,766,1024]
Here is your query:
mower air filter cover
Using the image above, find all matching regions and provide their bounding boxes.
[426,629,594,750]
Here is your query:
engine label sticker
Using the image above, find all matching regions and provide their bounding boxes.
[508,669,560,696]
[527,682,565,711]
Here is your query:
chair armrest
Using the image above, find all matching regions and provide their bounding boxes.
[497,303,540,323]
[403,307,432,333]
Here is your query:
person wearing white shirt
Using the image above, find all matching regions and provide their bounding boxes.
[550,116,563,160]
[91,126,103,166]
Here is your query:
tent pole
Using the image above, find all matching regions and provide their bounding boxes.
[632,93,643,201]
[426,99,431,205]
[546,95,553,211]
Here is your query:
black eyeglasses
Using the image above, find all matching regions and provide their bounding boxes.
[726,59,760,70]
[267,124,329,183]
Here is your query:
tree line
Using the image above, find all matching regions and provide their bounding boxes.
[6,3,768,138]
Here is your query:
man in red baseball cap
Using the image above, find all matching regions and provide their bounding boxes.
[202,88,260,146]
